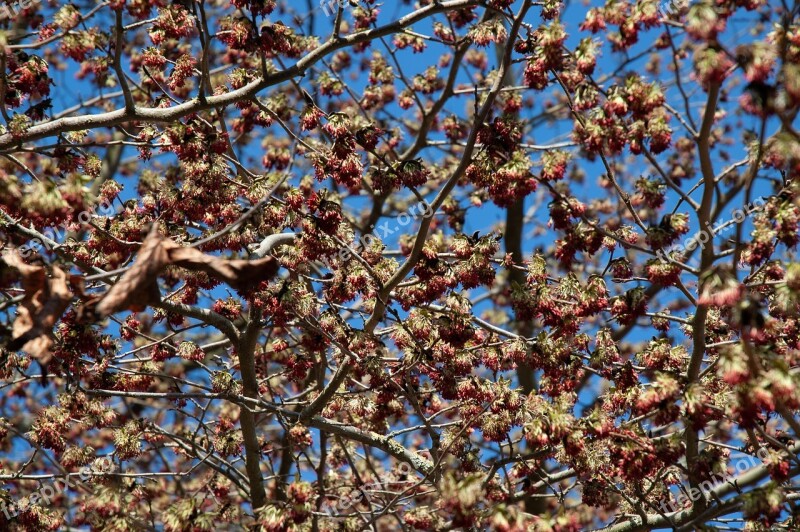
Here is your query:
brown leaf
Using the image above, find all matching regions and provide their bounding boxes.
[3,252,73,364]
[168,246,279,291]
[94,225,172,318]
[93,226,278,318]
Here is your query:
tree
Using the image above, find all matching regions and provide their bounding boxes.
[0,0,799,529]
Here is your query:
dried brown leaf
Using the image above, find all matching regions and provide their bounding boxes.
[93,227,278,318]
[3,252,73,363]
[94,226,171,317]
[168,246,279,291]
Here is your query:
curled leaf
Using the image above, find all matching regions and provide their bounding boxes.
[94,227,279,318]
[93,227,171,317]
[2,252,73,364]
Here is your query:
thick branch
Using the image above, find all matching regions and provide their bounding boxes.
[0,0,481,152]
[685,80,721,495]
[237,308,268,510]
